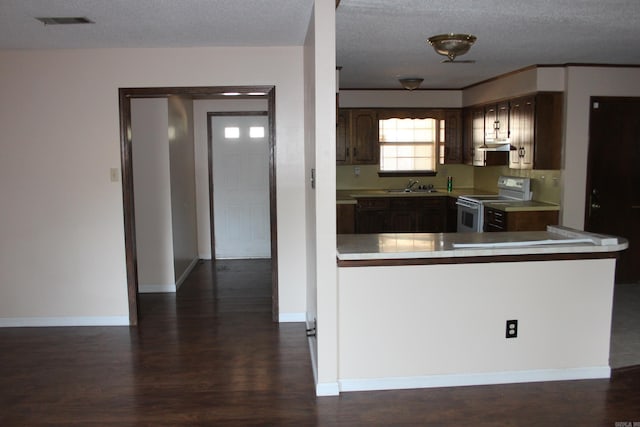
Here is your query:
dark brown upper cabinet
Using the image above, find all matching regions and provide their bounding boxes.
[337,109,379,165]
[508,92,563,170]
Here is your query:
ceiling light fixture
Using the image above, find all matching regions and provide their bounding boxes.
[427,33,477,63]
[398,78,424,91]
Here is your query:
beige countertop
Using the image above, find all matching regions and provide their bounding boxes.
[483,200,560,212]
[336,226,627,261]
[336,188,487,204]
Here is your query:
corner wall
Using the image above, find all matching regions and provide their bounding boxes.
[0,46,306,325]
[167,96,199,286]
[131,98,175,292]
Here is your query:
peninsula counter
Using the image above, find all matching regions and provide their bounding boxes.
[335,226,628,394]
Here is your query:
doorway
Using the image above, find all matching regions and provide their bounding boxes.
[586,96,640,283]
[118,86,278,325]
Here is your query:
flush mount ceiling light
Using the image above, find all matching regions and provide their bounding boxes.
[427,33,477,63]
[398,78,424,90]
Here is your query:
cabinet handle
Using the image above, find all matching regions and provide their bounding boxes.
[353,147,358,157]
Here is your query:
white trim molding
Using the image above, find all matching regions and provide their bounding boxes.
[339,366,611,393]
[139,284,176,293]
[139,257,200,293]
[278,312,306,323]
[0,316,130,327]
[317,382,340,396]
[175,257,199,291]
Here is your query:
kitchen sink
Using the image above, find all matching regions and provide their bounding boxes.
[386,188,438,193]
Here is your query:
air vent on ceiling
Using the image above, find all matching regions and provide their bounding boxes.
[36,17,94,25]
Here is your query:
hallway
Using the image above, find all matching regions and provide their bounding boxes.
[0,260,639,425]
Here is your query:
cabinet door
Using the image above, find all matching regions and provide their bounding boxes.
[519,96,535,169]
[355,198,389,233]
[484,104,497,141]
[532,92,563,170]
[443,110,463,164]
[446,196,458,232]
[472,107,486,166]
[509,98,524,168]
[336,204,355,234]
[462,108,474,165]
[496,101,510,140]
[416,197,446,232]
[336,109,349,165]
[356,210,387,233]
[351,109,379,165]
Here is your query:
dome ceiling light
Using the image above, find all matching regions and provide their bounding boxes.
[398,78,424,90]
[427,33,477,63]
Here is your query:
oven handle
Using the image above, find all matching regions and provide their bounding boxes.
[456,199,481,210]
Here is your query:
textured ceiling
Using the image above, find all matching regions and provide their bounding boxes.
[337,0,640,88]
[1,0,639,89]
[0,0,315,48]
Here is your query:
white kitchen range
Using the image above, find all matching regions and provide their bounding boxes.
[456,176,532,232]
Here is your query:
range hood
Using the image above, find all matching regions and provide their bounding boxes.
[477,139,516,151]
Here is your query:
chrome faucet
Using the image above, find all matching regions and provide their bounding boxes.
[405,179,419,191]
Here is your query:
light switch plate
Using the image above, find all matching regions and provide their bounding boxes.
[110,168,120,182]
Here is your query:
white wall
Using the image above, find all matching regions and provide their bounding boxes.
[167,96,199,285]
[338,259,615,392]
[562,66,640,228]
[307,0,339,396]
[303,3,318,342]
[0,46,307,325]
[131,98,175,292]
[192,99,268,259]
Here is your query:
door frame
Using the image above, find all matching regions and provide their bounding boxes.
[118,86,278,325]
[585,95,638,283]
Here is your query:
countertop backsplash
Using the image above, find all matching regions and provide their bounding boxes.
[337,164,561,205]
[336,164,474,191]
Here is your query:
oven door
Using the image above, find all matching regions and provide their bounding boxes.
[456,198,483,232]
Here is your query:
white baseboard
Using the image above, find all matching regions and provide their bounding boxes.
[139,284,176,293]
[139,257,200,293]
[278,312,306,323]
[317,382,340,396]
[175,257,199,291]
[0,316,130,327]
[307,334,340,396]
[339,366,611,393]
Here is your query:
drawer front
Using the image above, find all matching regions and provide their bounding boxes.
[389,197,417,209]
[485,207,506,231]
[357,198,390,210]
[419,196,446,209]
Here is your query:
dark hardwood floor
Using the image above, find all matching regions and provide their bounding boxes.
[1,259,639,426]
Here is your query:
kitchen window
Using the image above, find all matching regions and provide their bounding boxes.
[379,117,442,174]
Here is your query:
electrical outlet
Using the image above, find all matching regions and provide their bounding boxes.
[506,319,518,338]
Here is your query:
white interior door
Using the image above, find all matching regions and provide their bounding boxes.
[211,115,270,259]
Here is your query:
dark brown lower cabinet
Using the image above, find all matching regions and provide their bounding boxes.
[337,204,356,234]
[446,196,458,232]
[356,197,446,233]
[484,207,559,232]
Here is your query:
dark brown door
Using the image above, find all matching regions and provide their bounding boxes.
[586,97,640,283]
